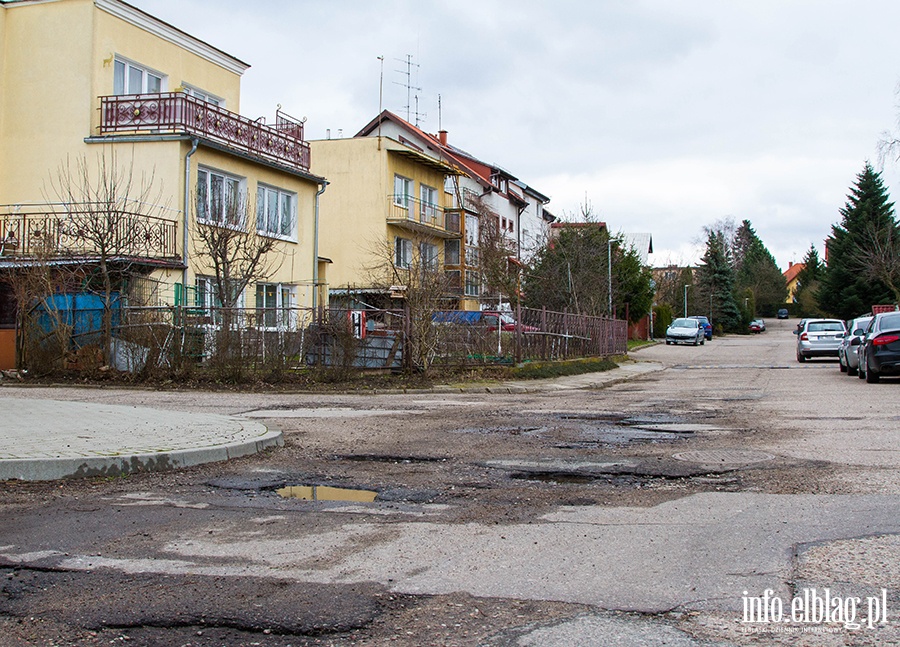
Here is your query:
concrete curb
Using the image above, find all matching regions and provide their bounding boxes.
[0,396,285,482]
[0,429,283,482]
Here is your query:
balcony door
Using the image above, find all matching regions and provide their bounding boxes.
[394,175,413,220]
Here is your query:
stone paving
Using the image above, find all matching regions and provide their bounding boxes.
[0,396,281,481]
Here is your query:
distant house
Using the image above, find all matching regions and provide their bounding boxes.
[309,132,461,310]
[313,110,554,311]
[783,262,805,303]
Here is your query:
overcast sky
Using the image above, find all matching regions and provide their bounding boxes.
[139,0,900,270]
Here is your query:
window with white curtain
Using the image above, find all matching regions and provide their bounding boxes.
[256,184,296,239]
[114,57,164,95]
[197,167,243,227]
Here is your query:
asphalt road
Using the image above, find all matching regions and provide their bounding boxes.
[2,317,899,646]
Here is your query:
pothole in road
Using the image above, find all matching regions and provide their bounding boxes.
[452,413,729,447]
[554,427,686,447]
[672,449,775,466]
[451,426,551,436]
[276,485,378,502]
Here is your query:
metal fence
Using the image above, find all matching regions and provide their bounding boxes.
[16,302,627,374]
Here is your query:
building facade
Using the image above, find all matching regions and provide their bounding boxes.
[310,134,461,309]
[349,111,554,311]
[0,0,325,368]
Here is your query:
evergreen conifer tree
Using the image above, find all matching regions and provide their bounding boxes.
[696,231,742,332]
[733,220,787,316]
[818,164,896,319]
[794,245,824,316]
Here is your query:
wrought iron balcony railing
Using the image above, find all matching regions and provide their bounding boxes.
[0,205,178,263]
[99,93,311,173]
[387,195,461,238]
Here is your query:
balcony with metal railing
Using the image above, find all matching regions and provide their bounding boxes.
[386,195,461,238]
[99,93,311,173]
[0,204,179,265]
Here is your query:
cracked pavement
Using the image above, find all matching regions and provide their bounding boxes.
[2,317,900,646]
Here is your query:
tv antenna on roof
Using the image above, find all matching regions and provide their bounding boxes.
[394,54,426,127]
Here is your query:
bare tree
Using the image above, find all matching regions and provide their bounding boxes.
[191,190,283,376]
[470,195,520,307]
[191,191,282,310]
[43,149,170,365]
[852,221,900,304]
[367,231,454,371]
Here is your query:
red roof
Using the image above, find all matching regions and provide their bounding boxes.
[783,262,805,283]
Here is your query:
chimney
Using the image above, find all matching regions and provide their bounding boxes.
[438,130,447,146]
[788,261,793,268]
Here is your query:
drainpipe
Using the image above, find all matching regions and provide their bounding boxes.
[312,180,329,312]
[182,138,200,295]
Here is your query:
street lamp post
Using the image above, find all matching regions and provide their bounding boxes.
[684,284,691,318]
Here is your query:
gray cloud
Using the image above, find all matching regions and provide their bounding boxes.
[138,0,900,269]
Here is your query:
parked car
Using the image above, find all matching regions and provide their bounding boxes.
[749,319,766,333]
[857,311,900,383]
[481,311,540,333]
[838,315,873,376]
[794,318,846,362]
[432,310,539,333]
[666,318,704,346]
[689,315,713,340]
[777,308,789,319]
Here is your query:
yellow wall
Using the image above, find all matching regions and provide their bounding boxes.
[186,146,320,308]
[0,0,242,205]
[311,136,449,293]
[0,0,319,310]
[92,6,242,120]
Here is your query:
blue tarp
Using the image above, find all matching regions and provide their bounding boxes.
[34,293,121,346]
[432,311,483,325]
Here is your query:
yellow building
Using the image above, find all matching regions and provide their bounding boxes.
[784,262,805,304]
[310,133,464,310]
[0,0,325,369]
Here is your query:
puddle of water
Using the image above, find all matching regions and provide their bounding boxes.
[334,454,447,463]
[276,485,377,502]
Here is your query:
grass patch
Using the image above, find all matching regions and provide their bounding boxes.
[627,339,657,351]
[506,357,619,380]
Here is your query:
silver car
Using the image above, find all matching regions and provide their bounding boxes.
[795,318,846,362]
[839,316,873,376]
[666,318,704,346]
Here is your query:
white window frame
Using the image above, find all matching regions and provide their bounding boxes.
[197,167,245,228]
[465,270,481,297]
[114,56,165,95]
[195,275,245,326]
[420,184,438,223]
[394,174,413,217]
[465,214,479,247]
[395,236,412,269]
[444,175,457,195]
[420,241,439,271]
[465,214,479,267]
[256,184,296,240]
[255,282,296,329]
[181,83,223,107]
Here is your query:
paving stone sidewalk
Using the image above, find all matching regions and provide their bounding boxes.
[0,397,281,481]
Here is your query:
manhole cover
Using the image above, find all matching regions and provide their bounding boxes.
[672,449,774,465]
